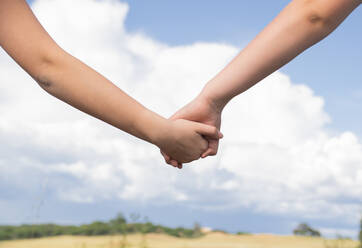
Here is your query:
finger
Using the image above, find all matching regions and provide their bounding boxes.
[160,150,171,163]
[175,160,182,169]
[166,160,173,166]
[170,159,181,168]
[201,139,219,158]
[194,123,223,140]
[161,152,174,166]
[170,160,178,168]
[161,151,181,168]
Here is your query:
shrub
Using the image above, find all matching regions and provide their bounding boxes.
[293,223,321,237]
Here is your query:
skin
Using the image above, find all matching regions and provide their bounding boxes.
[0,0,223,165]
[162,0,361,167]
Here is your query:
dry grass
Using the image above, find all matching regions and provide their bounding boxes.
[0,233,359,248]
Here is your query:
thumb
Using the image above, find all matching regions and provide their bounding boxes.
[194,123,223,140]
[201,148,216,158]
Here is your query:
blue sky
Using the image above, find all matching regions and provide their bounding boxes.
[4,0,360,237]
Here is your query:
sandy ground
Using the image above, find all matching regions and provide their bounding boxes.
[0,233,358,248]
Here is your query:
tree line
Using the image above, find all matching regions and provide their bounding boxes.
[0,213,203,241]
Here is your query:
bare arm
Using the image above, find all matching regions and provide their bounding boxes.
[0,0,222,165]
[199,0,361,111]
[161,0,360,165]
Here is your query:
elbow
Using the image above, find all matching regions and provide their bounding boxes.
[33,47,65,92]
[35,74,53,92]
[305,12,332,29]
[299,1,334,30]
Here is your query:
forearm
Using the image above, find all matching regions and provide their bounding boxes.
[199,0,360,110]
[36,50,167,144]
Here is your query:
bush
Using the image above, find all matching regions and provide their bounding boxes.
[293,223,321,237]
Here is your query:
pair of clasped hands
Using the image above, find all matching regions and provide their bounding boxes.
[159,92,224,169]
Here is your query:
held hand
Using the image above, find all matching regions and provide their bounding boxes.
[161,95,223,168]
[155,119,223,166]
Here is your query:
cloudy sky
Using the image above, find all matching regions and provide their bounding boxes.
[1,0,361,238]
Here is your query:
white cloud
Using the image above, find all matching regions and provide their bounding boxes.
[0,0,361,232]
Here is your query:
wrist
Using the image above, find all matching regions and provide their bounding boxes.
[197,85,229,114]
[137,108,170,147]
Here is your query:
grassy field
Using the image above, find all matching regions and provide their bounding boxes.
[0,233,359,248]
